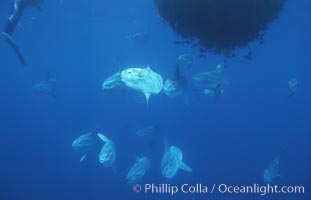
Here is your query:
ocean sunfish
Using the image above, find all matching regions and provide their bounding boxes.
[126,156,150,184]
[161,145,193,179]
[264,157,280,183]
[192,64,230,97]
[121,66,163,105]
[72,130,97,162]
[98,133,116,168]
[32,73,56,98]
[163,64,188,99]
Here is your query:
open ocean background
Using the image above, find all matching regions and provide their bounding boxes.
[0,0,310,199]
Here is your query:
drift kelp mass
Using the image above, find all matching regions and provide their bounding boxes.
[154,0,286,54]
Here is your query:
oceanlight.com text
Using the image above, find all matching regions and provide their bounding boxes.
[132,183,305,196]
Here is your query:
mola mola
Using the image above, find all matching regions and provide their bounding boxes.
[161,145,193,179]
[264,157,280,183]
[32,73,56,98]
[192,64,230,98]
[120,66,163,105]
[98,133,116,167]
[72,129,97,162]
[163,64,188,98]
[126,156,150,184]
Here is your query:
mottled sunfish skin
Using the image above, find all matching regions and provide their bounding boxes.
[121,66,163,106]
[98,133,116,167]
[264,157,280,183]
[161,146,192,179]
[126,156,150,184]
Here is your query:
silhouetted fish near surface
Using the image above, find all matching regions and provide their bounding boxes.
[32,73,56,98]
[126,31,150,44]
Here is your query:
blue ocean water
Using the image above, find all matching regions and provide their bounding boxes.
[0,0,310,200]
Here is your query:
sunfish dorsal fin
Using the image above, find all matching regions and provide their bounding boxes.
[180,162,193,173]
[98,133,110,143]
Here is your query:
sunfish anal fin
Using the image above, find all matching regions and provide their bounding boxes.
[180,162,193,173]
[145,93,150,107]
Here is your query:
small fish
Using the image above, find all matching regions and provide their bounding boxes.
[136,124,159,137]
[126,32,150,44]
[126,156,150,184]
[288,78,298,97]
[178,53,195,67]
[32,73,56,98]
[244,50,253,60]
[264,157,281,183]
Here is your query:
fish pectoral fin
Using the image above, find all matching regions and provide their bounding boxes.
[180,162,193,173]
[80,154,87,162]
[98,133,110,143]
